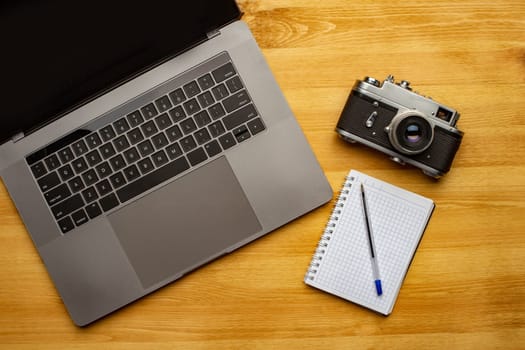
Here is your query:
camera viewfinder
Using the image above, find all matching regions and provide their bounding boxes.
[436,107,453,122]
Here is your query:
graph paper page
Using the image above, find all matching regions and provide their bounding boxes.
[305,170,434,315]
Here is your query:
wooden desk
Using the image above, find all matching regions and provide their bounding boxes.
[1,0,524,348]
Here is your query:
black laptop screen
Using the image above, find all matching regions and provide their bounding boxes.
[0,0,240,144]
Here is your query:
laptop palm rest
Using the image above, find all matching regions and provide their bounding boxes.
[108,156,262,289]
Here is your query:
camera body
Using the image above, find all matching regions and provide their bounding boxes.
[336,75,464,178]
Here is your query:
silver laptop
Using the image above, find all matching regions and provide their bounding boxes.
[0,0,332,325]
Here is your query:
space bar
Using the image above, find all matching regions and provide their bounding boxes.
[117,157,190,203]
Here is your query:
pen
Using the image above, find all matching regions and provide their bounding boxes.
[360,183,383,296]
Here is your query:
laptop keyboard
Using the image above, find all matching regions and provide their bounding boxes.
[27,56,266,234]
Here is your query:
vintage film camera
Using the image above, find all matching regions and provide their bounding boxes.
[336,75,464,178]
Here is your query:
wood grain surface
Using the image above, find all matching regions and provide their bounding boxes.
[1,0,524,349]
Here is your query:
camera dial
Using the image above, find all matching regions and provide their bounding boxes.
[385,111,434,155]
[399,80,412,90]
[364,77,380,87]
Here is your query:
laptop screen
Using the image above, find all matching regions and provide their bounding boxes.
[0,0,240,144]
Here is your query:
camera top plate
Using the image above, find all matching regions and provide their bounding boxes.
[354,75,461,129]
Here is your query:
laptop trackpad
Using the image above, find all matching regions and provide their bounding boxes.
[108,157,262,289]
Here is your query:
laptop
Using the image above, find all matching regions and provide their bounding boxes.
[0,0,332,326]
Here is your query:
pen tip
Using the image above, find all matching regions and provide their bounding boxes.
[375,280,383,296]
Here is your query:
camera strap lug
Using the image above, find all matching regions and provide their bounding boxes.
[390,156,406,165]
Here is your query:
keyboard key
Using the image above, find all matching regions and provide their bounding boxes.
[95,179,112,196]
[51,193,84,220]
[127,110,144,127]
[44,183,71,206]
[44,154,61,171]
[141,120,158,138]
[85,149,102,167]
[168,106,186,123]
[113,117,130,134]
[100,125,116,142]
[99,142,116,159]
[212,62,236,83]
[183,98,200,115]
[165,143,183,160]
[124,141,143,165]
[208,103,226,120]
[233,125,251,143]
[226,76,244,93]
[71,209,89,227]
[82,169,99,186]
[109,154,126,171]
[180,118,197,135]
[166,125,183,142]
[57,164,74,181]
[151,150,169,167]
[223,90,251,113]
[82,186,99,203]
[155,96,172,113]
[141,103,158,119]
[204,140,222,158]
[183,80,201,98]
[58,147,74,163]
[123,164,140,182]
[127,128,144,145]
[208,121,226,137]
[72,139,89,156]
[85,202,102,219]
[85,133,102,149]
[197,91,215,108]
[117,156,190,203]
[212,83,229,100]
[72,157,88,174]
[137,139,155,157]
[154,113,172,130]
[58,216,75,234]
[99,193,119,212]
[113,135,130,152]
[197,73,214,90]
[68,176,85,193]
[194,128,211,145]
[194,110,211,127]
[223,104,258,130]
[180,135,197,152]
[95,161,112,179]
[218,133,237,150]
[187,147,208,166]
[137,158,154,174]
[38,171,60,192]
[151,133,168,150]
[247,118,266,135]
[109,172,126,189]
[30,161,47,178]
[168,88,186,105]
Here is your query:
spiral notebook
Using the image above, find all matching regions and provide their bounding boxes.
[304,170,434,315]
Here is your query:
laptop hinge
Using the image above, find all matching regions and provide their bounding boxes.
[207,29,221,40]
[11,131,24,143]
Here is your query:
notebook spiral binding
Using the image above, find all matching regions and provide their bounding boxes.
[305,176,354,281]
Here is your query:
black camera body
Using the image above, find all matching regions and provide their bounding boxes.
[336,75,464,178]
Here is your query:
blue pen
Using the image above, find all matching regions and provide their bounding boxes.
[360,183,383,296]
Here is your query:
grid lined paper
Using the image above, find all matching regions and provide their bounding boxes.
[305,170,434,315]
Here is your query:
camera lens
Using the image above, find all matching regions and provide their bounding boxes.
[405,123,423,143]
[387,113,434,155]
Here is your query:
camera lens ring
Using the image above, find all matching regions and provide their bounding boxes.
[386,112,434,155]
